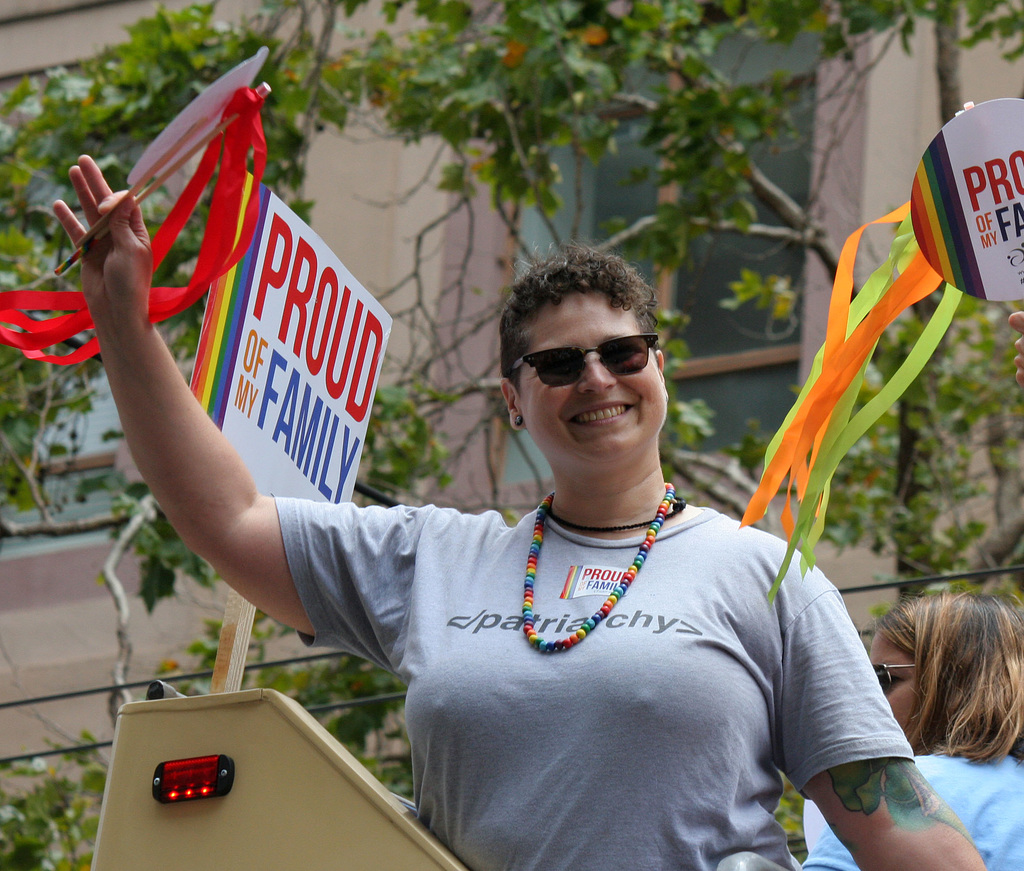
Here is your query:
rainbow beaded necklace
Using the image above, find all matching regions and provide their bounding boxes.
[522,483,676,652]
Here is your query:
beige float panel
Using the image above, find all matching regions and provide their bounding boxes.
[92,688,468,871]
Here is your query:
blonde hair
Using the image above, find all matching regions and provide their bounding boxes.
[875,593,1024,763]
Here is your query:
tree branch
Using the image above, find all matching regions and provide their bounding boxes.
[0,430,54,525]
[598,215,658,252]
[101,493,157,722]
[0,512,124,538]
[745,160,842,276]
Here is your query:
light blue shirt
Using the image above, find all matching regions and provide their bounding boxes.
[802,754,1024,871]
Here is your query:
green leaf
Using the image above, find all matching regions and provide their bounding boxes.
[140,560,176,612]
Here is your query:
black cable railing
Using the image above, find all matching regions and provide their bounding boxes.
[0,690,410,767]
[0,650,404,767]
[0,650,345,712]
[837,562,1024,595]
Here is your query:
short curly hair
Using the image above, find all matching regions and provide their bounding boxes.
[499,243,659,381]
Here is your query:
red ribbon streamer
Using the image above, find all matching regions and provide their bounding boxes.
[0,86,267,364]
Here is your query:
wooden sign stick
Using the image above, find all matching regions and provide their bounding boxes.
[209,589,257,694]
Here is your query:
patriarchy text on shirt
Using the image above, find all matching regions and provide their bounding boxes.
[446,609,702,637]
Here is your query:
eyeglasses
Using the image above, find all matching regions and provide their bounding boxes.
[508,334,658,387]
[873,663,914,694]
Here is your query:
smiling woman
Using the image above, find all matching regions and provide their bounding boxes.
[51,162,984,871]
[500,292,669,509]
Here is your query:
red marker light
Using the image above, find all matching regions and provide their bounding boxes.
[153,754,234,804]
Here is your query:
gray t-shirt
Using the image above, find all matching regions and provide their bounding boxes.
[277,498,911,871]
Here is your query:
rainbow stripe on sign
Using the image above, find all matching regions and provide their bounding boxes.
[560,565,586,599]
[190,178,271,425]
[910,131,983,297]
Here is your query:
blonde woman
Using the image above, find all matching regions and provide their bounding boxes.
[804,593,1024,870]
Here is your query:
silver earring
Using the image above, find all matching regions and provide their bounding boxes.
[514,415,524,427]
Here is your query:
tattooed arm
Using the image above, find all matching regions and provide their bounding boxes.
[801,758,985,871]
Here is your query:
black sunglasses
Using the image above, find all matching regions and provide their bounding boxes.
[508,333,659,387]
[873,662,914,694]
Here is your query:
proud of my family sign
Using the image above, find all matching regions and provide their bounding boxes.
[190,179,391,503]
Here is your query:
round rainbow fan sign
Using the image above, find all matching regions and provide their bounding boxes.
[911,97,1024,300]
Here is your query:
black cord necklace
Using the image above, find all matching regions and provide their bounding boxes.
[547,496,687,532]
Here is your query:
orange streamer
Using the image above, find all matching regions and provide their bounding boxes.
[742,204,942,531]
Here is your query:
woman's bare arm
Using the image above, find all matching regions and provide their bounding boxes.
[53,155,312,634]
[803,758,984,871]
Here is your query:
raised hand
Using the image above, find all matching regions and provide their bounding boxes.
[53,155,153,334]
